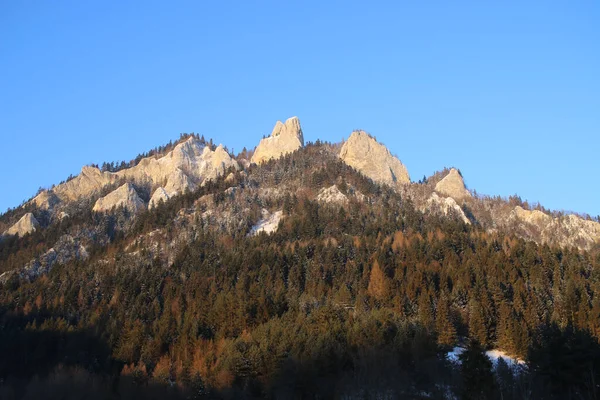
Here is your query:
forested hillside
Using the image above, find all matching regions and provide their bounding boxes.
[1,141,599,399]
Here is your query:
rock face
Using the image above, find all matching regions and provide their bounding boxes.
[67,165,117,200]
[116,139,239,193]
[93,183,145,213]
[149,187,170,209]
[164,168,197,195]
[423,193,470,224]
[4,213,40,237]
[33,191,60,210]
[339,131,410,188]
[435,168,471,201]
[508,206,600,250]
[33,137,239,211]
[512,206,552,226]
[251,117,304,164]
[317,185,349,204]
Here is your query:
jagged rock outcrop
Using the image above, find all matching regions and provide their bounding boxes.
[507,206,600,250]
[423,193,470,224]
[339,131,410,188]
[251,117,304,164]
[317,185,349,204]
[32,137,239,211]
[4,213,40,237]
[512,206,552,226]
[149,187,170,209]
[116,139,237,186]
[93,183,145,213]
[435,168,471,202]
[34,191,60,210]
[33,166,117,206]
[164,168,197,195]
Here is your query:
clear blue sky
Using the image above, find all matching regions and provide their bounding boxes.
[1,1,599,216]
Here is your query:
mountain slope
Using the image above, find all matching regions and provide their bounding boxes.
[1,120,599,399]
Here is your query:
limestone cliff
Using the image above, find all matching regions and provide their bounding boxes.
[33,191,60,210]
[4,213,40,237]
[251,117,304,164]
[507,206,600,250]
[435,168,471,202]
[339,131,410,188]
[36,165,117,205]
[149,187,170,209]
[93,183,145,213]
[33,137,239,211]
[422,193,470,225]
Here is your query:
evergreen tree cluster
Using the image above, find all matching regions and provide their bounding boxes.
[0,142,599,399]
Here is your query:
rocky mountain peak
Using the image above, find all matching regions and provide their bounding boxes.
[435,168,471,201]
[32,136,239,214]
[3,213,40,237]
[339,130,410,187]
[250,117,304,164]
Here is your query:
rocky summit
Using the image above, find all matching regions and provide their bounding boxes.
[250,116,304,164]
[33,136,239,211]
[4,117,599,253]
[434,168,471,202]
[339,130,410,188]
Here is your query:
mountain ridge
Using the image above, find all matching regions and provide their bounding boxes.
[2,116,599,254]
[1,121,599,398]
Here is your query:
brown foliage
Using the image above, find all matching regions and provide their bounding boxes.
[367,260,389,301]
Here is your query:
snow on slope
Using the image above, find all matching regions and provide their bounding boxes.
[250,210,283,235]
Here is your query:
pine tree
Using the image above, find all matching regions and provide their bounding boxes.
[468,299,489,347]
[459,339,496,400]
[418,291,435,332]
[436,293,457,347]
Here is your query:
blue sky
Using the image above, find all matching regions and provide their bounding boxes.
[1,1,599,215]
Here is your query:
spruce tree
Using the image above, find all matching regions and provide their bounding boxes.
[459,339,496,400]
[436,294,457,347]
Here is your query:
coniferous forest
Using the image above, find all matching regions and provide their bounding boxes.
[1,143,600,399]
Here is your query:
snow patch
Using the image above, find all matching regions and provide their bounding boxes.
[485,349,526,367]
[447,347,526,370]
[250,210,283,236]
